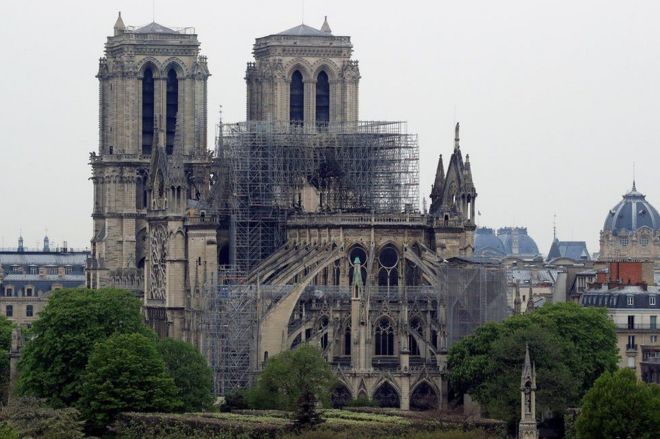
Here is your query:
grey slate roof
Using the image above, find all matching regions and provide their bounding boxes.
[278,24,330,37]
[497,228,540,257]
[603,185,660,233]
[547,239,590,261]
[582,285,660,309]
[474,227,506,257]
[0,252,88,266]
[135,22,179,34]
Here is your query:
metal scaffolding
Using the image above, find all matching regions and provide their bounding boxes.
[202,263,508,395]
[215,121,419,273]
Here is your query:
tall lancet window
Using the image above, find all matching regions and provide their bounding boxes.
[165,68,179,155]
[315,71,330,126]
[141,68,155,154]
[290,70,304,124]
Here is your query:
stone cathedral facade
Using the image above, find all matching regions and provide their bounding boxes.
[87,14,498,409]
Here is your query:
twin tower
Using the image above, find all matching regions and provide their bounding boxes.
[87,13,362,337]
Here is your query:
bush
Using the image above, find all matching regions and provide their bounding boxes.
[0,397,84,439]
[344,397,379,408]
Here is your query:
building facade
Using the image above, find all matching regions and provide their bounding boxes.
[89,15,509,408]
[600,182,660,263]
[580,261,659,382]
[0,236,87,325]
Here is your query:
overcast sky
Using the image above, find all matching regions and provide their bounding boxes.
[1,0,659,255]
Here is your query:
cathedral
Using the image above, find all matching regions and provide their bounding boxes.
[88,13,507,409]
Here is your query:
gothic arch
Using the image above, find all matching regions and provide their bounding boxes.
[372,380,401,408]
[331,382,353,408]
[311,59,340,81]
[137,58,162,78]
[161,57,188,77]
[410,380,439,411]
[284,58,314,81]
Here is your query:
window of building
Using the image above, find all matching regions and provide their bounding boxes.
[651,335,658,344]
[25,287,33,297]
[627,335,636,350]
[640,237,649,246]
[627,295,634,306]
[289,70,304,124]
[47,266,57,275]
[165,68,178,155]
[5,287,13,297]
[620,237,629,246]
[344,326,351,356]
[315,71,330,125]
[375,318,394,356]
[651,316,657,330]
[26,305,33,317]
[5,305,12,317]
[65,266,73,275]
[11,265,21,274]
[651,295,657,306]
[628,315,635,329]
[141,67,155,154]
[29,266,38,274]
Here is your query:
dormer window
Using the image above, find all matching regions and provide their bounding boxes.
[620,238,629,246]
[627,295,634,306]
[650,295,656,306]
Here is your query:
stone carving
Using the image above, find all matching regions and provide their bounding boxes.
[149,224,168,300]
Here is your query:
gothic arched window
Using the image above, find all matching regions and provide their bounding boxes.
[166,68,179,155]
[290,70,304,124]
[375,318,394,356]
[409,317,423,356]
[316,71,330,126]
[344,326,351,355]
[141,68,155,154]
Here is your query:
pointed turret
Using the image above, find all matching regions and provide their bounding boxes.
[114,12,126,36]
[463,154,474,188]
[454,122,460,151]
[43,234,50,252]
[17,235,24,253]
[430,155,445,198]
[521,344,533,386]
[526,284,535,313]
[519,344,538,438]
[321,16,332,34]
[514,281,522,315]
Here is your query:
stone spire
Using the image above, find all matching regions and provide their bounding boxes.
[525,284,535,313]
[321,16,332,34]
[430,154,445,200]
[454,122,460,150]
[514,281,522,315]
[114,12,126,36]
[43,233,50,252]
[17,235,24,253]
[519,344,538,438]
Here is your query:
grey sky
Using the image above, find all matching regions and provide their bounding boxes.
[1,0,659,255]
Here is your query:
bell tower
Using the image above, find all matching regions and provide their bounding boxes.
[245,17,360,125]
[88,12,210,291]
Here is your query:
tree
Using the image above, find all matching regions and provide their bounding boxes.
[18,288,151,407]
[448,303,618,430]
[157,338,214,411]
[576,368,660,439]
[247,344,336,410]
[0,315,13,403]
[78,333,181,432]
[293,389,324,431]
